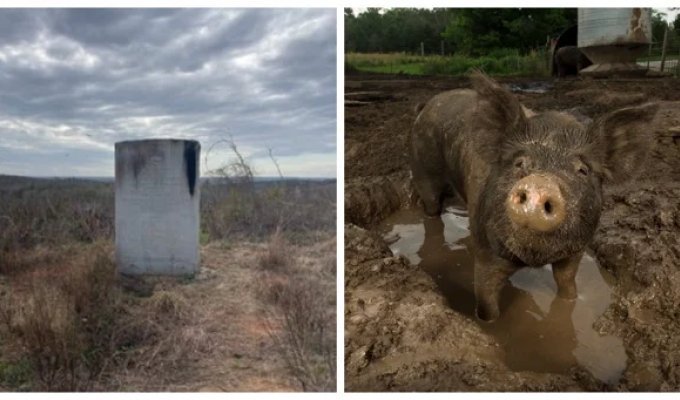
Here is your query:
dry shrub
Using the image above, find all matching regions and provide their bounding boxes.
[323,253,337,278]
[0,243,212,391]
[148,290,190,322]
[200,137,336,242]
[0,243,117,391]
[263,276,336,392]
[257,227,292,271]
[308,234,337,279]
[0,251,21,275]
[0,179,113,276]
[254,272,290,306]
[108,289,212,387]
[0,179,113,252]
[202,181,336,242]
[0,245,74,278]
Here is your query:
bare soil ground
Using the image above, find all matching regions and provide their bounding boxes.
[344,73,680,391]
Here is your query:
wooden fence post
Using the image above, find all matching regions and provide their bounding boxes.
[660,25,669,72]
[677,42,680,76]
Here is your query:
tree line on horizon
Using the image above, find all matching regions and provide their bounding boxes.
[345,8,679,56]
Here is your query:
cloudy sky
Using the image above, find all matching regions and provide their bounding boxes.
[0,8,337,178]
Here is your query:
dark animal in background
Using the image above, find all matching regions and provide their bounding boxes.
[554,46,592,77]
[410,71,658,321]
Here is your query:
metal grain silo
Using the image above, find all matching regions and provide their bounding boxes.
[578,8,652,76]
[115,139,200,276]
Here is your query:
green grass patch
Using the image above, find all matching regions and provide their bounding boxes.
[346,52,435,75]
[0,358,33,390]
[637,54,680,62]
[358,62,428,75]
[346,50,550,77]
[200,230,210,245]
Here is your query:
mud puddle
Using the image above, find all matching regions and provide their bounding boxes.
[379,205,626,384]
[509,81,554,94]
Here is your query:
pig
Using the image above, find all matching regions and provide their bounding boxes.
[554,46,592,77]
[410,71,658,321]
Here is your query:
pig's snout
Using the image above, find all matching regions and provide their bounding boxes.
[506,174,566,233]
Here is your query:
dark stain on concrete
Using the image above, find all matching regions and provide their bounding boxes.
[115,142,124,188]
[184,141,198,196]
[131,150,147,181]
[115,141,151,189]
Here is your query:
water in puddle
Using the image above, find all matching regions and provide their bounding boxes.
[379,204,626,384]
[509,81,554,94]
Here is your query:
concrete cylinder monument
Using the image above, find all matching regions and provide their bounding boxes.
[578,8,653,77]
[115,139,200,275]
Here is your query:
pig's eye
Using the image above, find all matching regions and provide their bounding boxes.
[577,164,589,176]
[514,157,529,170]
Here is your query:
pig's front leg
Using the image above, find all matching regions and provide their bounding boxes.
[552,252,582,300]
[411,172,444,216]
[473,249,517,322]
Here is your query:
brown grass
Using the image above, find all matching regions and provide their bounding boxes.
[0,243,214,392]
[109,292,213,388]
[256,236,337,392]
[0,179,113,269]
[257,226,292,271]
[0,235,336,392]
[263,279,336,391]
[0,242,117,391]
[0,173,336,392]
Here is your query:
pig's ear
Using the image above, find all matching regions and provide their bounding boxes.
[591,103,659,184]
[470,70,525,132]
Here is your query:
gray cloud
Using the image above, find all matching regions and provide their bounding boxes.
[0,8,337,177]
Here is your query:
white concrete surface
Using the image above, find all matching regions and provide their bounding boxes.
[115,139,200,275]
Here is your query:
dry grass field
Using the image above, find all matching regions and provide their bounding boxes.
[0,175,336,392]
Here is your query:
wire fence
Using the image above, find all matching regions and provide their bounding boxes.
[639,27,680,76]
[349,28,680,78]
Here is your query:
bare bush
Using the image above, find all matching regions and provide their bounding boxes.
[0,179,113,274]
[0,244,117,391]
[103,288,213,390]
[201,137,336,241]
[202,180,335,242]
[263,276,336,392]
[0,242,212,391]
[257,226,292,271]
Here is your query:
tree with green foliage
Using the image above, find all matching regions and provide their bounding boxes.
[652,9,669,42]
[345,8,455,54]
[441,8,576,56]
[345,8,576,55]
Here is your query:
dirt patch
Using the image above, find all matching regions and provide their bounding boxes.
[114,238,335,392]
[344,73,680,391]
[564,88,647,108]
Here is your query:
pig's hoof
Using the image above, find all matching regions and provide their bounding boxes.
[420,198,441,216]
[423,205,441,217]
[475,305,499,322]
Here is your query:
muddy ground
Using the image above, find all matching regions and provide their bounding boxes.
[344,73,680,391]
